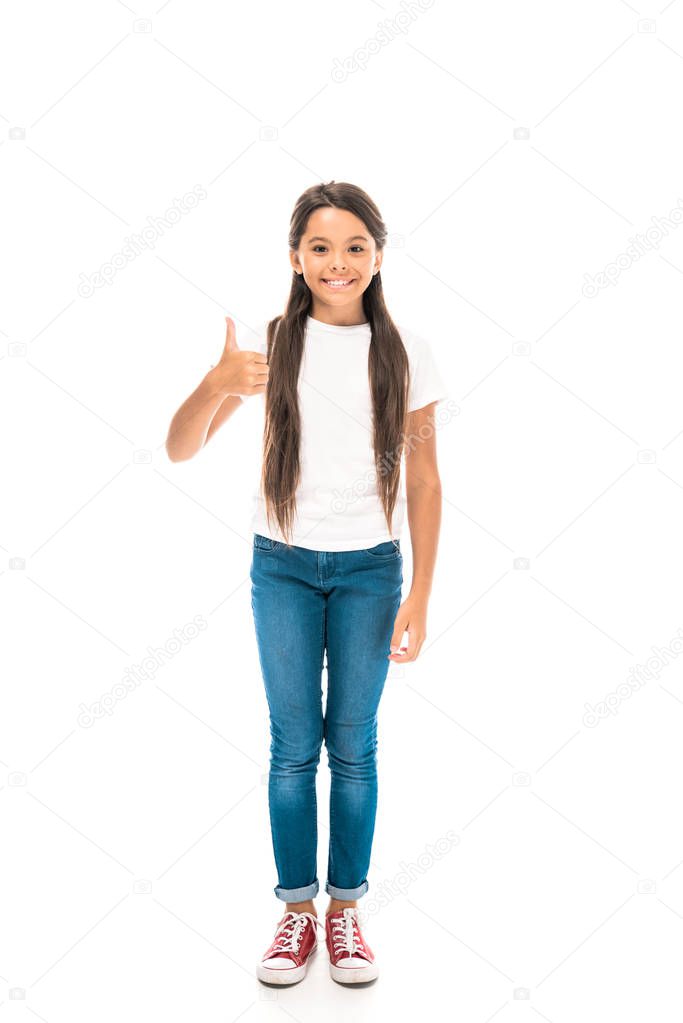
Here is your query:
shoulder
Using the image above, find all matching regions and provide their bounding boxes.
[394,323,430,359]
[394,322,449,412]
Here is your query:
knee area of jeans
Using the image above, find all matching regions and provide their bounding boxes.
[323,723,378,759]
[324,740,378,769]
[269,744,323,771]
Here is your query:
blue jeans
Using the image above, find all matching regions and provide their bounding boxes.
[249,532,403,902]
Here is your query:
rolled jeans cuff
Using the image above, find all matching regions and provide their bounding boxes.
[325,879,369,900]
[274,878,319,902]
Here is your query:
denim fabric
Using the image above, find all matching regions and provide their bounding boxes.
[250,532,403,902]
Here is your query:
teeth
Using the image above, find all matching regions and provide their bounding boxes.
[323,279,353,287]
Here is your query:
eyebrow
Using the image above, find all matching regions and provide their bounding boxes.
[307,235,369,244]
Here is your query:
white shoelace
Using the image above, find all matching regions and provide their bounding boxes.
[330,907,367,958]
[270,911,325,955]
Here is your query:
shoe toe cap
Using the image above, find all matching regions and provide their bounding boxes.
[336,956,371,968]
[262,956,296,970]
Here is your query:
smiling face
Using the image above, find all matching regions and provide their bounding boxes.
[290,206,382,324]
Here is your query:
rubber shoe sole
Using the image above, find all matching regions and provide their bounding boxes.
[257,942,318,985]
[329,957,379,984]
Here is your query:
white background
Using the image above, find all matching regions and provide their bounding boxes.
[2,0,683,1019]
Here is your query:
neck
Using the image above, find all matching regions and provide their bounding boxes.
[309,302,367,327]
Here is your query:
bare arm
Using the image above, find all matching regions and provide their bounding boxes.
[165,368,239,462]
[204,391,244,446]
[404,401,442,600]
[165,316,268,462]
[388,401,442,663]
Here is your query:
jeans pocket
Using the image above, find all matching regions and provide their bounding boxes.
[363,539,401,558]
[253,532,279,552]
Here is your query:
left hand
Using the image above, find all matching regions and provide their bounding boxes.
[388,593,428,662]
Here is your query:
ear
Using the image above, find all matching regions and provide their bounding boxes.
[374,251,383,275]
[289,251,302,275]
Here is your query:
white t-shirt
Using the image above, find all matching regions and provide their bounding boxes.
[239,314,448,552]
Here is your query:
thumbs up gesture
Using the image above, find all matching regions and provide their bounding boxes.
[211,316,269,398]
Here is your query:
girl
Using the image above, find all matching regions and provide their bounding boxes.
[166,181,448,986]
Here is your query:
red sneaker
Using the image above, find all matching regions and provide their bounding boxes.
[257,910,324,985]
[325,907,379,983]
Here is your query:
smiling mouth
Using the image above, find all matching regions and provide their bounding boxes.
[321,278,356,288]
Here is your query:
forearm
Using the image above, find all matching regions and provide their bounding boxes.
[406,480,442,599]
[165,367,231,462]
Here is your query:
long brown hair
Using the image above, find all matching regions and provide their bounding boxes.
[260,181,410,547]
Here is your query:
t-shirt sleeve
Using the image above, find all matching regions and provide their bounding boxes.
[404,330,449,412]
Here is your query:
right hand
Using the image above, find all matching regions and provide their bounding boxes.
[210,316,269,398]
